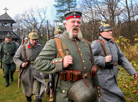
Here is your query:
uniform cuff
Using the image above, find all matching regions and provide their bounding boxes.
[52,58,63,72]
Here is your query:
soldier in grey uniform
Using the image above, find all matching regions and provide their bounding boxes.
[35,11,100,102]
[0,33,17,87]
[91,23,137,102]
[13,30,45,102]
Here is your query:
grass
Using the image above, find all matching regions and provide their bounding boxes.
[0,63,138,102]
[0,69,49,102]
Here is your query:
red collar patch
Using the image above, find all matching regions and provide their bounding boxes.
[28,44,31,48]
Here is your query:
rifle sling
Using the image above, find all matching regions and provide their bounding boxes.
[99,40,109,56]
[23,45,27,62]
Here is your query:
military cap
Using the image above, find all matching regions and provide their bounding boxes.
[6,32,12,38]
[64,11,82,20]
[99,23,112,33]
[28,29,38,39]
[54,27,62,35]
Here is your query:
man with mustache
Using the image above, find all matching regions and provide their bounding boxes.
[35,11,100,102]
[13,30,45,102]
[91,23,137,102]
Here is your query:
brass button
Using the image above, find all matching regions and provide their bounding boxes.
[62,90,65,93]
[83,60,85,62]
[97,87,100,89]
[77,43,79,44]
[84,67,86,69]
[81,54,83,56]
[79,48,81,50]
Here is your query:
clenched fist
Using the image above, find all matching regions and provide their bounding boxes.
[63,55,73,68]
[21,62,28,68]
[105,55,112,63]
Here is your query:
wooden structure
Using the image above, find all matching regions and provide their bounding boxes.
[0,7,20,43]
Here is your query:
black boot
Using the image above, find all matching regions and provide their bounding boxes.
[10,73,14,82]
[5,74,9,87]
[35,99,42,102]
[26,96,32,102]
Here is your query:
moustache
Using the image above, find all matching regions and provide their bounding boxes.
[72,26,79,31]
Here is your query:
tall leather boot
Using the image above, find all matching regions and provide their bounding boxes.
[34,99,42,102]
[5,74,9,87]
[10,73,14,82]
[26,96,32,102]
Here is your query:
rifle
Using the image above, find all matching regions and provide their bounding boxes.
[47,20,55,102]
[18,36,27,88]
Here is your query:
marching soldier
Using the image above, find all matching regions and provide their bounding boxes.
[35,11,100,102]
[13,30,45,102]
[24,37,28,44]
[54,27,62,38]
[0,33,17,87]
[91,23,137,102]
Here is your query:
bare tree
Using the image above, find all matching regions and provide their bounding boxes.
[14,7,48,38]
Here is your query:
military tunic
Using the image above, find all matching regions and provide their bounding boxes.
[13,42,45,98]
[91,36,137,102]
[0,41,17,76]
[35,31,99,102]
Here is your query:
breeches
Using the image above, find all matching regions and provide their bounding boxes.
[3,63,16,76]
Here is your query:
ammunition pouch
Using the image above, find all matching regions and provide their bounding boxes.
[60,70,81,82]
[118,60,122,65]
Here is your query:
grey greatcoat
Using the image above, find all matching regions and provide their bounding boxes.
[13,42,45,97]
[91,36,137,102]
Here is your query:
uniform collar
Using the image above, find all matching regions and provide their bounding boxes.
[5,41,12,44]
[63,31,81,41]
[98,36,114,44]
[27,41,39,49]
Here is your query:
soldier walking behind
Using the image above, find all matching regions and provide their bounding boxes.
[91,23,137,102]
[0,33,17,87]
[35,11,100,102]
[13,30,45,102]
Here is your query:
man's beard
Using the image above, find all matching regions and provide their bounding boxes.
[68,27,83,39]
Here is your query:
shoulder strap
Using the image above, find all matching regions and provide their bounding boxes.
[83,38,94,64]
[55,38,65,58]
[23,45,27,62]
[99,40,109,56]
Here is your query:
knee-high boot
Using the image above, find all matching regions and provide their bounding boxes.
[35,99,42,102]
[5,74,9,87]
[10,73,14,82]
[26,96,32,102]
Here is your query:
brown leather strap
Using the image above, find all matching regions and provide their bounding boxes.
[23,45,27,62]
[83,38,94,64]
[99,40,109,56]
[55,38,65,58]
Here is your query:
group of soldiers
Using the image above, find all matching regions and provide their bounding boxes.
[0,11,137,102]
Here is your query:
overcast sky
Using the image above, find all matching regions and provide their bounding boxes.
[0,0,55,19]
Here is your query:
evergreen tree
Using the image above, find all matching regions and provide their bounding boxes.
[54,0,77,22]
